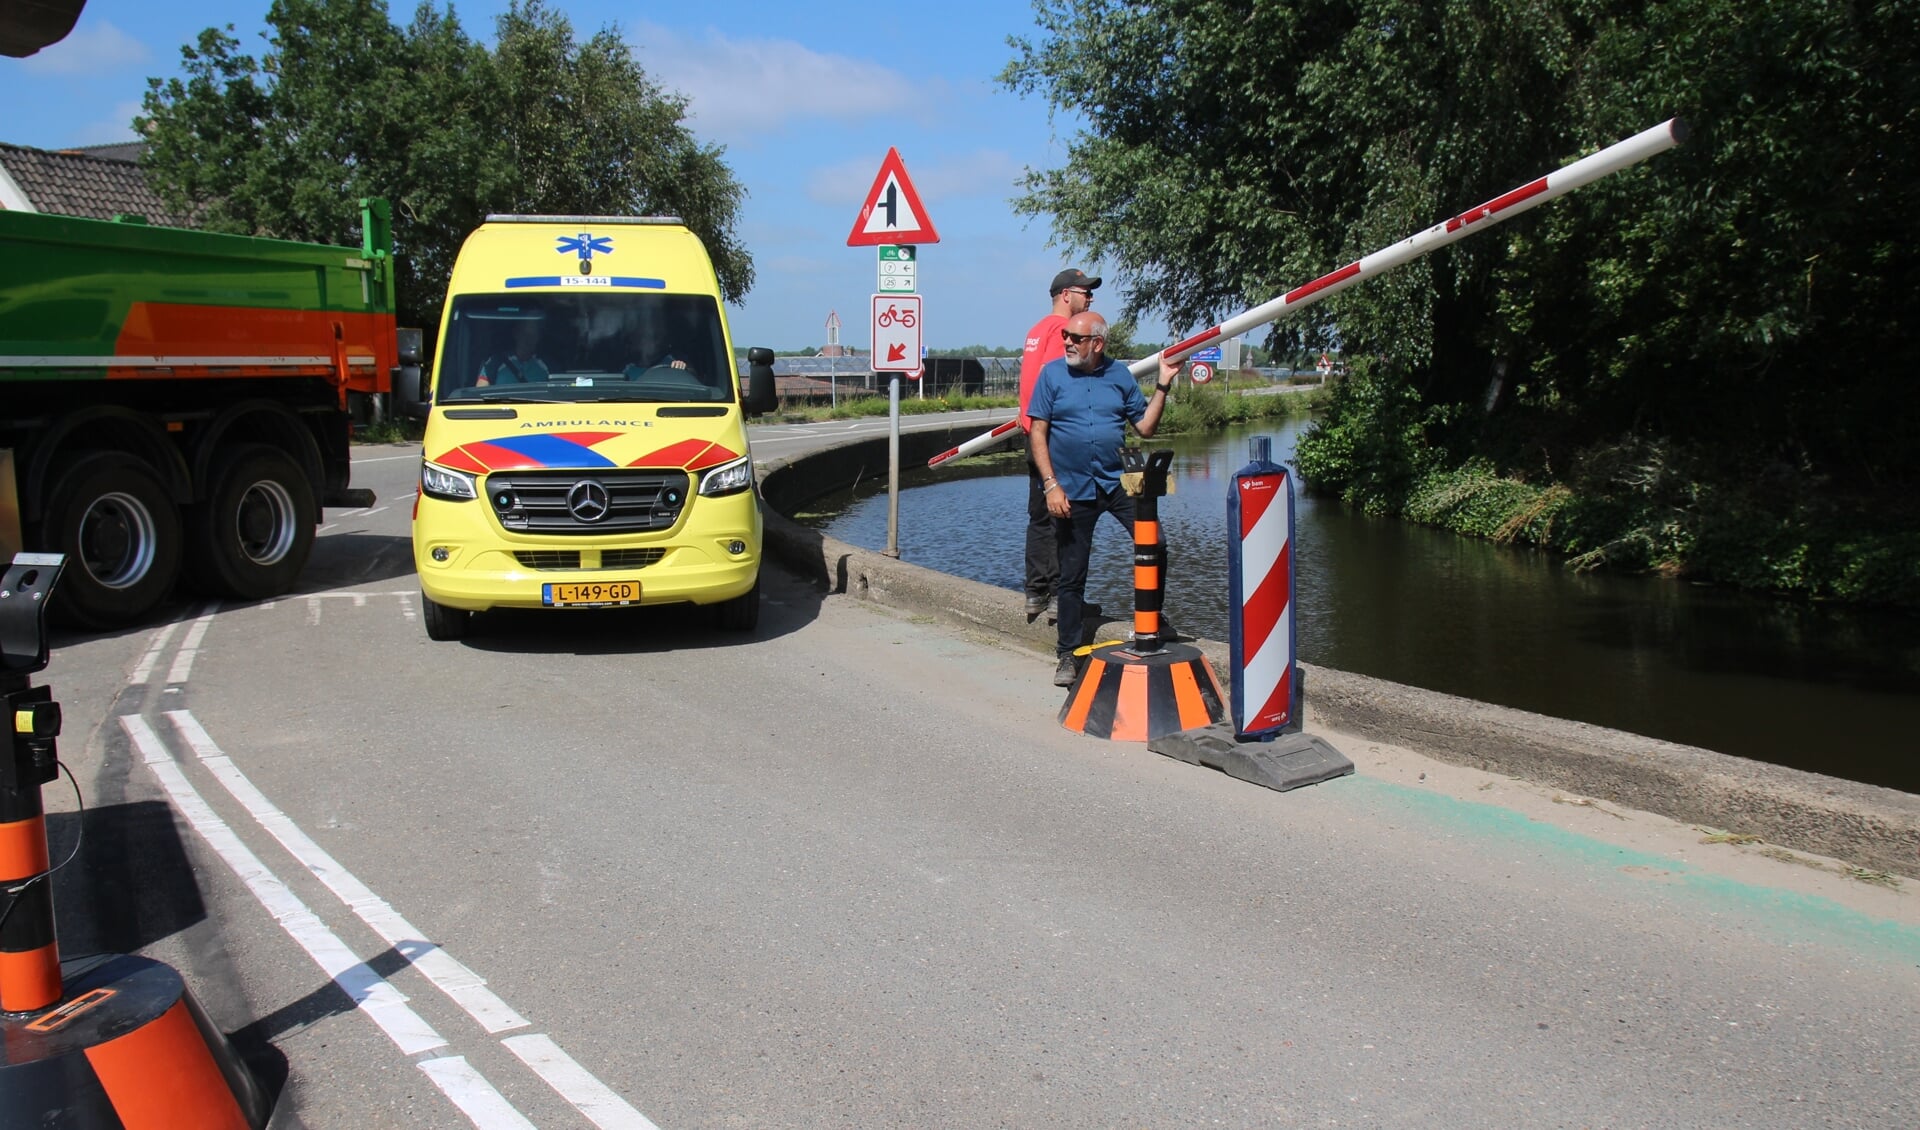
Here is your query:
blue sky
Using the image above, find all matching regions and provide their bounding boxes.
[0,0,1176,351]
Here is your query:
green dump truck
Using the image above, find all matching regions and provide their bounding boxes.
[0,200,402,627]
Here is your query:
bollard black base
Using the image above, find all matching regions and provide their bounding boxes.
[1148,723,1355,793]
[0,953,270,1129]
[1059,641,1228,742]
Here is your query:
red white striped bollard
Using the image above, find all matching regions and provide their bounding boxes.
[1227,437,1299,740]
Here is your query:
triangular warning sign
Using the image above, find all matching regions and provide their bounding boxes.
[847,147,940,246]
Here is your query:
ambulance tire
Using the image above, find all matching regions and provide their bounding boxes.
[715,575,759,632]
[42,453,184,628]
[186,445,315,600]
[421,592,470,641]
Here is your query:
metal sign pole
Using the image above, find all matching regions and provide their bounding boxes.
[885,377,901,558]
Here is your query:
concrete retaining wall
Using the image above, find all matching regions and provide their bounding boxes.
[756,431,1920,881]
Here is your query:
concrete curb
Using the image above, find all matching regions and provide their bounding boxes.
[755,430,1920,881]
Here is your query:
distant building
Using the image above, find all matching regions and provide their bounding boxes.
[0,140,198,227]
[819,309,848,357]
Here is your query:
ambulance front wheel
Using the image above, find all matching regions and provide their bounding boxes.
[716,575,759,631]
[421,591,470,640]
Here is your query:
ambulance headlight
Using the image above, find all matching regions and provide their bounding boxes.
[421,461,478,501]
[697,456,754,498]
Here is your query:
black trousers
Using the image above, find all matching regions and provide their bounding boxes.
[1025,453,1059,602]
[1053,485,1148,659]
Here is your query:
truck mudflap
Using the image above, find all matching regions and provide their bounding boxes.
[327,488,377,508]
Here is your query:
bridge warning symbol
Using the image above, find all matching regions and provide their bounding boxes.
[847,148,940,246]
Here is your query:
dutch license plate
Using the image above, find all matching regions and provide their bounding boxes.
[543,580,640,607]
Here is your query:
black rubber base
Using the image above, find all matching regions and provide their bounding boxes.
[1148,723,1356,793]
[0,953,270,1128]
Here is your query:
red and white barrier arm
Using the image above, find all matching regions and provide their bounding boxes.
[926,418,1024,468]
[1138,117,1687,372]
[928,117,1686,468]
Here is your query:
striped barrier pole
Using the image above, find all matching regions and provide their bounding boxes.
[1,556,63,1014]
[930,117,1687,467]
[1,554,271,1128]
[1227,436,1298,741]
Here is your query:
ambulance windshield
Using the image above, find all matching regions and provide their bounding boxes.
[436,293,734,404]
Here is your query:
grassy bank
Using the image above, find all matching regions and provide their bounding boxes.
[1357,447,1920,608]
[767,380,1324,430]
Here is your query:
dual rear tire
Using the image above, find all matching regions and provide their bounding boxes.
[40,445,316,628]
[185,445,316,601]
[42,454,183,628]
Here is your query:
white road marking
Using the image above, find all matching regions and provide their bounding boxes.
[504,1035,661,1130]
[418,1057,538,1129]
[122,715,449,1056]
[138,604,649,1127]
[129,620,180,685]
[166,604,219,684]
[353,452,424,463]
[166,710,530,1034]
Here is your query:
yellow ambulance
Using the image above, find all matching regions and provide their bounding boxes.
[401,215,776,640]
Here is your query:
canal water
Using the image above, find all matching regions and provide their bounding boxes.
[805,419,1920,794]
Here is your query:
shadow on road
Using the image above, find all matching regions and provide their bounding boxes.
[451,562,826,655]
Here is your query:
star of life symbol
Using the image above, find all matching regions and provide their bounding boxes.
[556,233,614,263]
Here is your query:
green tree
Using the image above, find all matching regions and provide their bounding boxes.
[138,0,752,331]
[1003,0,1920,517]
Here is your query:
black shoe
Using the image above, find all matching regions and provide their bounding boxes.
[1025,593,1050,617]
[1052,655,1079,687]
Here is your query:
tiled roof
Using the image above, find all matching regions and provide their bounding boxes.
[0,141,200,227]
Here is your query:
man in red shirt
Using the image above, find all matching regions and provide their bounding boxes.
[1017,268,1099,620]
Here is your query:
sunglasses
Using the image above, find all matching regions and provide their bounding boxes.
[1060,330,1104,344]
[1063,288,1094,299]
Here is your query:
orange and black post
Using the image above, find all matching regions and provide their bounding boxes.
[1126,449,1173,653]
[1,554,270,1128]
[1,557,63,1015]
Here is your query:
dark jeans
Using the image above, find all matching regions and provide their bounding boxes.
[1025,454,1058,602]
[1053,485,1146,659]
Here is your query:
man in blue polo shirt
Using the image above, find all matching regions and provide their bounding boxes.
[1027,311,1179,686]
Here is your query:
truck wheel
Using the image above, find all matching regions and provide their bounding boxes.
[186,445,316,600]
[43,454,183,628]
[715,575,760,631]
[421,592,470,641]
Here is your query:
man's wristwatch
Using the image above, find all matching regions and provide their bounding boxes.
[1155,381,1173,395]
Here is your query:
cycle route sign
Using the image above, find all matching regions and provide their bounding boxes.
[871,294,923,373]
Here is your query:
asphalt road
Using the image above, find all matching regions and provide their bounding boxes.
[32,429,1920,1129]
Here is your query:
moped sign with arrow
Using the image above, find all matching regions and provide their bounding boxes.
[871,295,922,373]
[848,148,940,246]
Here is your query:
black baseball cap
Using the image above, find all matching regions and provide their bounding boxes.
[1049,269,1102,295]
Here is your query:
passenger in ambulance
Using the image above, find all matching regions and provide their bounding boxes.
[476,320,549,386]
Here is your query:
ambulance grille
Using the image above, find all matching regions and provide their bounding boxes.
[487,470,691,534]
[601,548,668,569]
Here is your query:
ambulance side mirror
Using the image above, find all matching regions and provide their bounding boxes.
[744,347,777,417]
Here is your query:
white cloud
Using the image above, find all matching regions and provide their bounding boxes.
[627,21,923,143]
[75,102,145,145]
[22,19,150,76]
[805,155,889,208]
[912,150,1026,201]
[802,148,1024,212]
